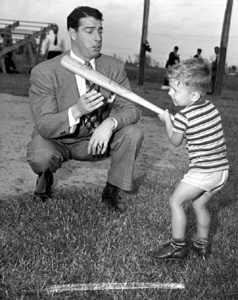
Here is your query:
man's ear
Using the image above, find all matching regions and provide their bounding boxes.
[68,28,76,40]
[191,91,201,102]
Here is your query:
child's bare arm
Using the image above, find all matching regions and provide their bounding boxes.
[169,131,184,147]
[158,110,184,147]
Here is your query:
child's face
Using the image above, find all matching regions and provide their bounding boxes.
[168,80,194,107]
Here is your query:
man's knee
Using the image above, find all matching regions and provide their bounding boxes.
[27,147,56,173]
[27,137,63,174]
[124,124,144,144]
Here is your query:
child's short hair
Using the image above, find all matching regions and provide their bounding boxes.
[167,58,211,95]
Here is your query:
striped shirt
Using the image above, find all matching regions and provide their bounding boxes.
[172,99,229,172]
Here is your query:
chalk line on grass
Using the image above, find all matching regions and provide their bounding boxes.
[46,282,185,293]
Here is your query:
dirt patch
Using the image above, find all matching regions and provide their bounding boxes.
[0,93,187,198]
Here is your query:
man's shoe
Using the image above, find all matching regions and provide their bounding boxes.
[33,192,52,203]
[192,239,210,258]
[148,241,188,260]
[102,182,126,212]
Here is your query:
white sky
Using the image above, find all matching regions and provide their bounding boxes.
[1,0,238,66]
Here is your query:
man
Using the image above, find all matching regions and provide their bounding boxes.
[194,48,202,59]
[209,46,220,94]
[43,24,66,59]
[27,6,143,212]
[1,31,17,73]
[161,46,180,90]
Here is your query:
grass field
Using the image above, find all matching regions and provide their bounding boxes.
[0,68,238,300]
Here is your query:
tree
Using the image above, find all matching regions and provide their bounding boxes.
[134,53,159,68]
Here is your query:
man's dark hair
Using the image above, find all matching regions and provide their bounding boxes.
[174,46,179,51]
[67,6,103,31]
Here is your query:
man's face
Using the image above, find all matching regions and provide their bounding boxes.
[214,47,219,54]
[52,26,59,34]
[70,16,103,61]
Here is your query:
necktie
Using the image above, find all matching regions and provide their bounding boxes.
[84,62,102,133]
[54,35,57,46]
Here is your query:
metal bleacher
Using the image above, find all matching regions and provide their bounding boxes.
[0,19,54,73]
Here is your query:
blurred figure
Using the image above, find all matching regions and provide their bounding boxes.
[161,46,180,90]
[4,51,16,73]
[1,31,17,74]
[209,46,220,94]
[43,24,66,60]
[194,48,202,59]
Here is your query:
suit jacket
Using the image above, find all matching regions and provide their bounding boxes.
[29,51,142,143]
[165,51,180,68]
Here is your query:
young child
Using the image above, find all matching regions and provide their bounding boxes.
[149,58,229,260]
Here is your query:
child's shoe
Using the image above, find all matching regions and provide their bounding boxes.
[148,240,188,260]
[192,238,210,259]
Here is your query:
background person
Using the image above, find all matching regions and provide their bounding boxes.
[194,48,202,59]
[209,46,220,94]
[161,46,180,90]
[43,24,66,60]
[1,31,17,73]
[27,6,143,213]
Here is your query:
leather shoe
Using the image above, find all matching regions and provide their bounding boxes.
[148,241,188,260]
[33,192,52,203]
[102,182,126,212]
[192,240,210,258]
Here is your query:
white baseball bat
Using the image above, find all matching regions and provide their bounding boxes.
[61,55,168,116]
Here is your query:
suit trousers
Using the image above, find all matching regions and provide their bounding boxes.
[27,124,143,193]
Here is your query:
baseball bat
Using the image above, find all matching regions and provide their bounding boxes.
[61,55,168,116]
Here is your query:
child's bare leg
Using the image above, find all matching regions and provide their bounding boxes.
[191,192,213,258]
[147,182,204,260]
[192,192,213,239]
[170,182,204,240]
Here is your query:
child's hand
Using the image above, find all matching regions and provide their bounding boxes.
[158,109,171,123]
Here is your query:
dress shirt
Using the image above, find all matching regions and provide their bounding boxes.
[43,33,65,54]
[210,54,218,63]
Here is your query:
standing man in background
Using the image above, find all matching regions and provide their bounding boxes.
[43,24,66,60]
[194,48,202,59]
[27,6,143,213]
[209,46,220,94]
[161,46,180,90]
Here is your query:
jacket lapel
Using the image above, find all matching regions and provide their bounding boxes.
[61,53,79,108]
[95,56,111,99]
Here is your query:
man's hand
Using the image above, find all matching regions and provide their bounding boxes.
[71,90,104,121]
[87,118,115,155]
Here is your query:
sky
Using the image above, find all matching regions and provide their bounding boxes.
[1,0,238,67]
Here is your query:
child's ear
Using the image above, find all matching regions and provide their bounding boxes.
[191,91,201,102]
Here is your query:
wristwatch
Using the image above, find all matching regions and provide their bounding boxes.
[109,117,117,131]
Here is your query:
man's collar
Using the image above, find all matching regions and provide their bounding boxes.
[70,50,95,68]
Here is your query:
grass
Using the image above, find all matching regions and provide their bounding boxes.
[0,73,30,96]
[1,69,238,299]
